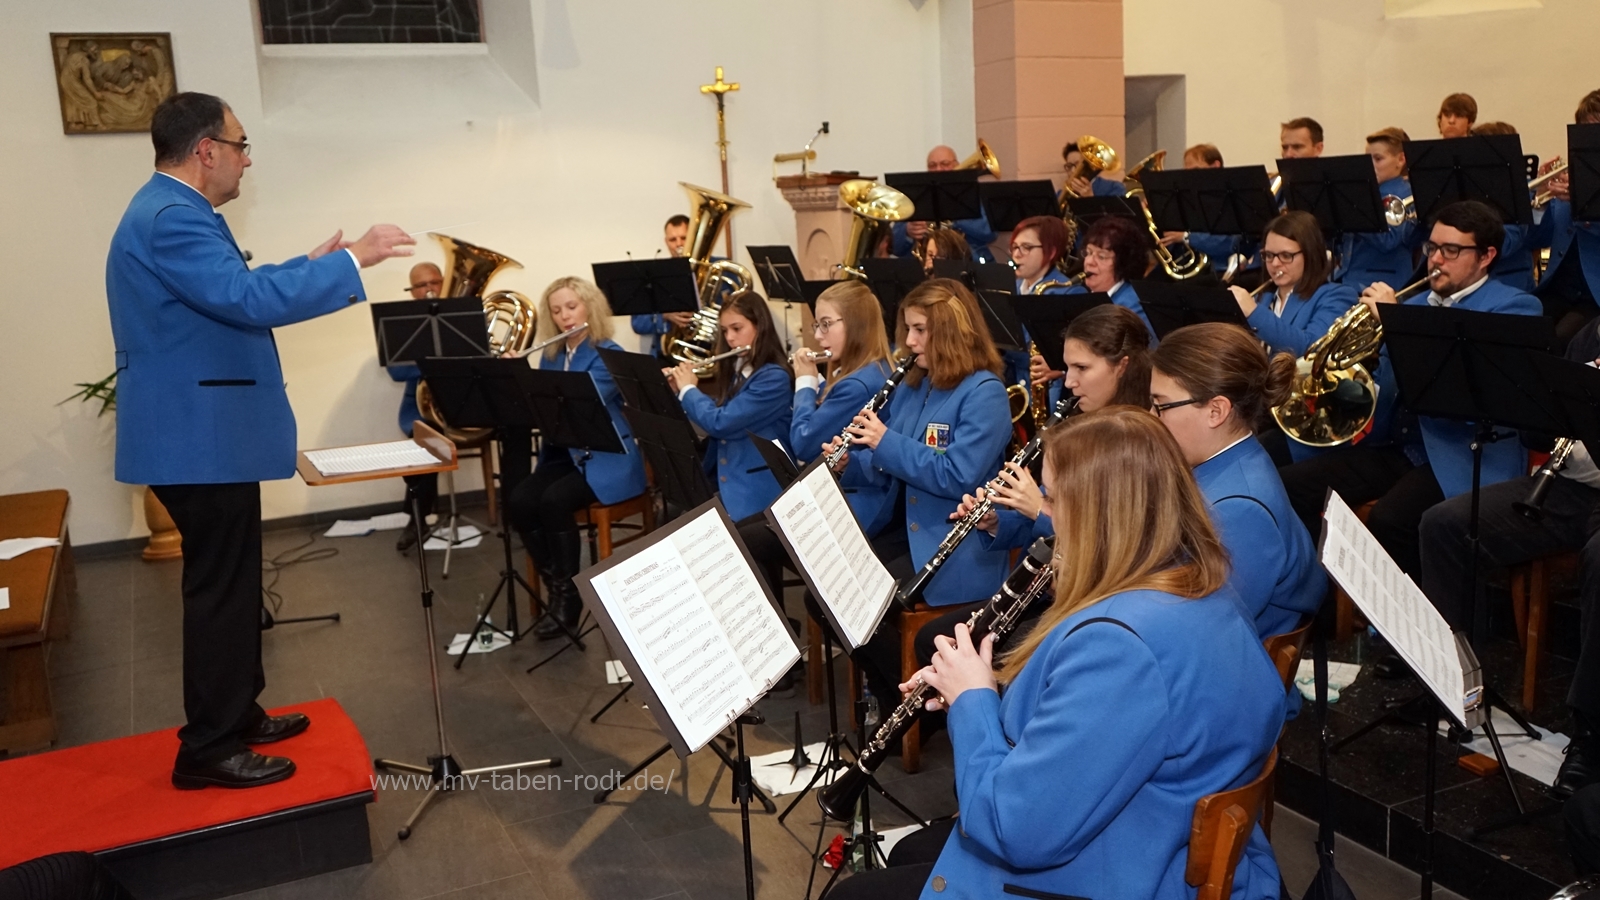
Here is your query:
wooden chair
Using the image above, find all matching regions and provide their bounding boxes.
[0,490,75,753]
[1186,749,1278,900]
[898,601,947,773]
[1332,500,1378,640]
[1509,550,1579,710]
[1263,618,1313,692]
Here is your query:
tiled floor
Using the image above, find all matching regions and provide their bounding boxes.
[35,512,1474,900]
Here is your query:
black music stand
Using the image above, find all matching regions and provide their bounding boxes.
[1135,281,1251,340]
[885,170,983,222]
[1011,293,1112,370]
[1063,195,1142,231]
[1140,165,1278,238]
[1569,123,1600,221]
[371,298,491,365]
[862,258,927,337]
[1404,135,1533,227]
[749,434,799,491]
[980,180,1059,232]
[1277,154,1388,236]
[748,245,832,307]
[592,258,700,317]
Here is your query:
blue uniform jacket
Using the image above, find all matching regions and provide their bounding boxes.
[681,363,794,521]
[1091,177,1128,198]
[1246,281,1358,359]
[1538,199,1600,300]
[791,360,896,532]
[1334,175,1417,292]
[1195,437,1324,638]
[1491,223,1536,292]
[539,339,647,505]
[1188,231,1241,274]
[1064,280,1151,335]
[841,370,1012,606]
[928,587,1284,900]
[106,174,365,485]
[387,364,423,436]
[891,212,997,262]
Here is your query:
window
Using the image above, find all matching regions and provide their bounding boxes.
[259,0,482,45]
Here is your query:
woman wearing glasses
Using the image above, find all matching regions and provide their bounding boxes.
[1063,216,1154,332]
[1009,215,1074,295]
[1227,210,1358,359]
[1149,323,1323,640]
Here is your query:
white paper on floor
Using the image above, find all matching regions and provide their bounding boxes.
[0,537,62,560]
[605,660,633,684]
[425,524,482,550]
[446,628,511,655]
[749,742,834,796]
[325,512,426,538]
[1294,659,1363,703]
[368,512,413,530]
[1439,708,1570,787]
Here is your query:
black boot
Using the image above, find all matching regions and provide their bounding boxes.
[520,529,554,611]
[535,531,584,641]
[1555,710,1600,800]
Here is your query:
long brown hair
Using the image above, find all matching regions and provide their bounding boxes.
[1150,323,1296,431]
[1263,210,1330,296]
[814,281,892,399]
[712,291,792,403]
[896,278,1003,390]
[998,408,1228,683]
[1063,305,1151,408]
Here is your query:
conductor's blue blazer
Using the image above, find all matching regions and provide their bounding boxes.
[538,338,646,505]
[791,360,895,532]
[841,369,1011,606]
[681,363,793,521]
[106,173,365,485]
[926,587,1284,900]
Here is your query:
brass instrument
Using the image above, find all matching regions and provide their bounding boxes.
[818,538,1057,821]
[1382,194,1416,227]
[1515,438,1577,521]
[838,180,914,279]
[1059,135,1117,202]
[1027,341,1051,433]
[1006,383,1030,425]
[822,354,915,470]
[1272,274,1432,446]
[958,138,1002,179]
[1121,150,1210,280]
[1031,271,1086,294]
[665,182,756,374]
[516,323,588,359]
[898,395,1080,606]
[1532,159,1570,209]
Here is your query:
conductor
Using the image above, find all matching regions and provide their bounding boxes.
[105,92,414,789]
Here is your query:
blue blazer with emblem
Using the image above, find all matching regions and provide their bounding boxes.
[106,174,366,485]
[841,369,1012,606]
[1537,199,1600,300]
[1334,176,1417,292]
[1245,281,1358,359]
[925,587,1284,900]
[538,338,647,505]
[1195,437,1324,638]
[791,360,896,532]
[1064,280,1151,335]
[681,363,794,521]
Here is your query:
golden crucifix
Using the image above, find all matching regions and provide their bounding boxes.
[700,66,740,256]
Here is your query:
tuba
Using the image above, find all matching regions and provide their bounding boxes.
[1120,151,1210,280]
[958,138,1002,179]
[1059,135,1117,203]
[664,182,755,374]
[837,179,914,279]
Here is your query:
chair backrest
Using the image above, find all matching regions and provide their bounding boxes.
[1262,618,1313,692]
[1185,748,1277,900]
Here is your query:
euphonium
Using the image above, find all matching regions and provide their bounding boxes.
[822,354,915,470]
[665,183,756,374]
[958,138,1002,179]
[818,538,1057,822]
[838,180,914,279]
[1059,134,1117,203]
[1121,151,1210,280]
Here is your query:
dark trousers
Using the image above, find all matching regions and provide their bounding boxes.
[150,482,266,766]
[1420,474,1600,716]
[0,852,134,900]
[1279,445,1437,577]
[506,453,596,536]
[823,818,954,900]
[854,526,915,706]
[401,472,438,519]
[1568,784,1600,874]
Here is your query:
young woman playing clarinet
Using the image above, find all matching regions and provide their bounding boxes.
[507,276,647,640]
[828,408,1286,900]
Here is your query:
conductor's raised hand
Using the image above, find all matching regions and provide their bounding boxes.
[843,407,887,450]
[950,488,1000,535]
[307,230,349,261]
[919,623,996,712]
[347,225,416,268]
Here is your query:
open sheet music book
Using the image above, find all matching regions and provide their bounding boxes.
[576,499,801,756]
[764,460,895,650]
[1320,492,1484,728]
[302,440,441,477]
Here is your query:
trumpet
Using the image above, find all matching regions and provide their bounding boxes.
[817,538,1057,821]
[1382,194,1416,227]
[897,394,1080,607]
[1532,159,1570,209]
[515,323,588,358]
[822,354,915,470]
[1515,438,1578,521]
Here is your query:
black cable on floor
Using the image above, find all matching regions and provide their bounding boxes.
[260,527,339,615]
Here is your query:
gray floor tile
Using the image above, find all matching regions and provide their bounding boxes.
[503,803,684,900]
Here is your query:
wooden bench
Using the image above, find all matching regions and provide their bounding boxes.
[0,489,74,753]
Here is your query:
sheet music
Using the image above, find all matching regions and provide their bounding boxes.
[586,507,799,753]
[303,440,440,476]
[767,464,895,649]
[1321,492,1468,725]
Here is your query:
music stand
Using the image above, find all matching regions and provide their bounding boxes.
[1011,293,1112,371]
[1277,154,1388,236]
[596,347,687,420]
[1404,135,1533,227]
[884,170,983,222]
[371,298,491,365]
[1140,165,1278,238]
[1063,195,1142,231]
[592,258,700,317]
[748,245,832,307]
[862,257,926,337]
[1568,123,1600,221]
[980,180,1059,232]
[749,434,799,490]
[1135,281,1251,340]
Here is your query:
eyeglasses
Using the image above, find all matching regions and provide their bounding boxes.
[208,136,251,157]
[1259,250,1302,264]
[1083,247,1116,263]
[410,278,444,291]
[812,317,840,335]
[1010,242,1042,254]
[1151,397,1202,416]
[1421,241,1485,261]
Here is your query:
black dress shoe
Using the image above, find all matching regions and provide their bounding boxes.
[1553,740,1600,800]
[172,750,296,790]
[242,712,310,744]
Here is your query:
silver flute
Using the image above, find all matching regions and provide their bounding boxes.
[792,349,833,363]
[516,323,588,357]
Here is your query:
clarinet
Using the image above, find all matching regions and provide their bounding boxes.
[821,354,916,470]
[816,538,1056,822]
[1514,437,1577,521]
[895,394,1080,607]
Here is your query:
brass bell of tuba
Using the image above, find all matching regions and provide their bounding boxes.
[838,179,915,280]
[1059,135,1118,202]
[664,182,755,374]
[958,138,1002,179]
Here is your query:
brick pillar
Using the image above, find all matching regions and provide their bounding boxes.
[973,0,1126,189]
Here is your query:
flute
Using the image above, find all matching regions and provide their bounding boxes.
[821,354,916,470]
[515,323,588,358]
[791,349,833,363]
[692,345,752,366]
